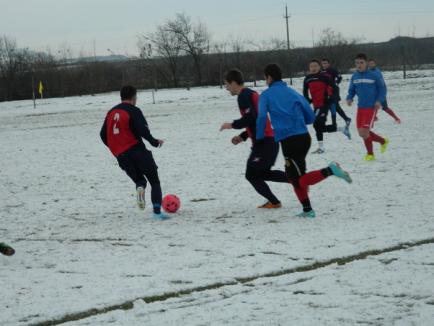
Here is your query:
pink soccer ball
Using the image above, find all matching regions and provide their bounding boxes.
[162,194,181,213]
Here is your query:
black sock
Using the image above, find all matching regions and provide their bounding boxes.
[321,167,333,178]
[302,199,312,212]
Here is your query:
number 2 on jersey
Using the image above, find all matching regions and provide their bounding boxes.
[113,113,120,135]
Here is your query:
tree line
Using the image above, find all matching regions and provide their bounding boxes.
[1,13,434,102]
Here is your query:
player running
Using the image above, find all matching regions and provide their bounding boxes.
[0,242,15,256]
[220,69,288,209]
[100,86,169,220]
[368,58,401,124]
[321,58,352,128]
[257,64,352,218]
[347,54,389,161]
[303,59,350,154]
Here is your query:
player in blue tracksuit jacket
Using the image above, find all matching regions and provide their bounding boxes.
[257,64,352,218]
[368,59,401,124]
[346,53,389,161]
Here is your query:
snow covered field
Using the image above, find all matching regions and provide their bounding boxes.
[1,70,434,326]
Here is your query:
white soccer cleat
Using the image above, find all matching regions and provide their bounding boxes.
[136,186,146,210]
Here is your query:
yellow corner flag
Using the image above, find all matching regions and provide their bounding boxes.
[38,81,44,98]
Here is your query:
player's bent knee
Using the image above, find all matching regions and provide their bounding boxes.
[358,128,369,139]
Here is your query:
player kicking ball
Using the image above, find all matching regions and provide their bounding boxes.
[100,86,170,220]
[347,54,389,161]
[257,64,352,218]
[220,69,289,209]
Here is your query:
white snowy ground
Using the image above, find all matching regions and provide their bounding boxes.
[0,70,433,326]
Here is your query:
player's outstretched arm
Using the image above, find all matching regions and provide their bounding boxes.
[131,107,161,147]
[346,76,356,106]
[302,78,312,103]
[375,74,387,105]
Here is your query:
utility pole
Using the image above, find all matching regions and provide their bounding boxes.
[93,39,97,62]
[284,4,293,85]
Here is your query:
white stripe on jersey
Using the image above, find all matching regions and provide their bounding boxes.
[353,79,375,84]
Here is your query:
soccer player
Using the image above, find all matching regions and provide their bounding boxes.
[0,242,15,256]
[303,59,350,154]
[347,54,389,161]
[100,86,169,220]
[368,58,401,124]
[321,58,352,128]
[220,69,288,209]
[257,64,352,218]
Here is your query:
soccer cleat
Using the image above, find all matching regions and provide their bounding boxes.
[296,210,316,218]
[395,118,401,124]
[312,148,325,154]
[329,162,352,184]
[136,186,146,210]
[380,138,390,154]
[341,126,351,140]
[364,154,376,161]
[0,242,15,256]
[152,212,171,221]
[258,202,282,209]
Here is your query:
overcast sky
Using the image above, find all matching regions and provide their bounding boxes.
[1,0,433,57]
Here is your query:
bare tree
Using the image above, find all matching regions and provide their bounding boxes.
[166,13,210,85]
[139,22,183,87]
[315,28,360,67]
[0,36,31,100]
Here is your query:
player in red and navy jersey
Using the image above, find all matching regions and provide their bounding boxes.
[220,69,289,209]
[100,86,169,220]
[303,59,350,154]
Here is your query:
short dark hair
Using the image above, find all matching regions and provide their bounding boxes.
[120,85,137,101]
[355,53,368,61]
[310,59,321,65]
[321,58,330,63]
[368,58,376,62]
[264,63,282,81]
[224,69,244,85]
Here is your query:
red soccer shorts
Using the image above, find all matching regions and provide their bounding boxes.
[357,108,377,129]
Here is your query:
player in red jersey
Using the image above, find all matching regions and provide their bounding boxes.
[303,59,350,154]
[100,86,169,220]
[220,69,289,209]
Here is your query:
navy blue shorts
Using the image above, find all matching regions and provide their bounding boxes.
[247,137,279,172]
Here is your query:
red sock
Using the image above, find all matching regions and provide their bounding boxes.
[299,170,327,188]
[370,131,385,145]
[293,186,308,202]
[384,107,400,121]
[364,136,374,155]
